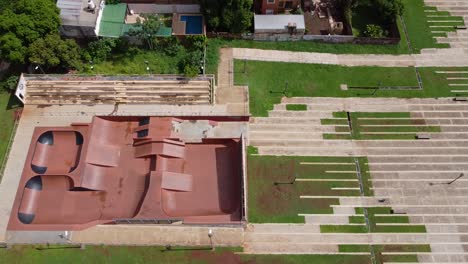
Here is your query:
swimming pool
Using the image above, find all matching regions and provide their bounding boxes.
[180,15,203,35]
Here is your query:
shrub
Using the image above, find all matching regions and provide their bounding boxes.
[183,65,199,77]
[179,50,202,75]
[184,35,207,51]
[1,75,18,91]
[363,24,386,38]
[157,37,184,56]
[84,38,118,63]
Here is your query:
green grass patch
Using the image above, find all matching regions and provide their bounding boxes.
[0,245,374,264]
[359,207,427,233]
[335,126,350,133]
[349,215,366,224]
[286,104,307,111]
[323,134,352,140]
[241,254,372,264]
[339,244,430,264]
[381,254,419,263]
[0,92,18,177]
[320,225,368,233]
[248,155,361,223]
[356,157,373,196]
[333,111,348,118]
[234,60,461,117]
[373,225,427,233]
[376,244,431,252]
[402,0,449,52]
[328,111,441,140]
[339,244,371,252]
[247,146,258,155]
[321,119,349,125]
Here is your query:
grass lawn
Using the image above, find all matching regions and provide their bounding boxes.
[80,48,185,75]
[0,245,373,264]
[320,225,368,233]
[235,60,465,116]
[323,112,441,140]
[286,104,307,111]
[401,0,464,53]
[0,92,18,177]
[339,244,430,264]
[248,155,367,223]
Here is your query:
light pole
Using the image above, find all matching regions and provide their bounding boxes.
[145,60,151,75]
[208,229,214,250]
[89,60,94,72]
[34,65,45,74]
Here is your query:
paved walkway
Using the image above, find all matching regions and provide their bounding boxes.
[232,47,468,67]
[215,48,249,115]
[71,225,244,246]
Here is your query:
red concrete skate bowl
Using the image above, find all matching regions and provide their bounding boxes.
[31,131,83,174]
[18,175,102,225]
[161,139,241,219]
[9,116,244,231]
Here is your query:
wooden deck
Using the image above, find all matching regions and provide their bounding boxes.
[23,78,213,105]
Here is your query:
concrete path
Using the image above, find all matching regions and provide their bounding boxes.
[232,47,468,67]
[71,225,243,246]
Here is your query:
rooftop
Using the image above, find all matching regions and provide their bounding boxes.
[254,14,306,30]
[57,0,101,27]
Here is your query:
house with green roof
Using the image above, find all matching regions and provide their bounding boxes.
[56,0,204,38]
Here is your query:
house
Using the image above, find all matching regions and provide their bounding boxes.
[56,0,205,38]
[57,0,103,38]
[259,0,301,14]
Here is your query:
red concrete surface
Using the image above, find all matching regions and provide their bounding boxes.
[8,117,242,231]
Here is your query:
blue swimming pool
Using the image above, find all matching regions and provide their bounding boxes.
[180,15,203,35]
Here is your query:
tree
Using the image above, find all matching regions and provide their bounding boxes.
[179,50,203,76]
[374,0,404,21]
[200,0,253,33]
[0,0,61,63]
[1,75,19,92]
[129,14,162,50]
[84,38,118,63]
[28,34,82,71]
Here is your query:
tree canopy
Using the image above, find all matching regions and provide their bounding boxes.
[199,0,253,33]
[28,34,82,71]
[129,14,162,50]
[0,0,61,63]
